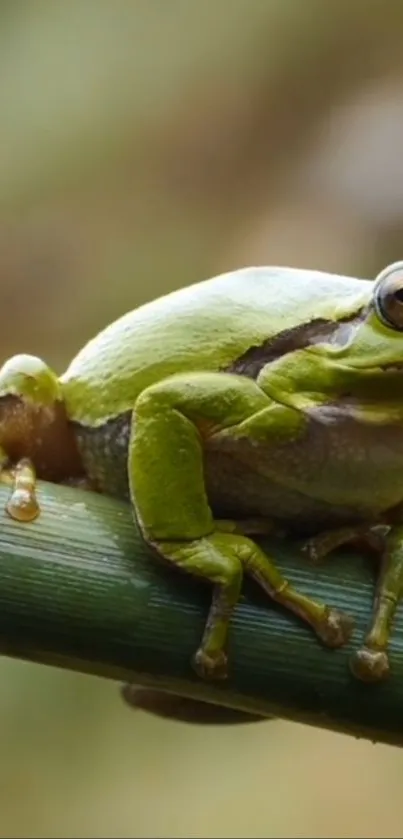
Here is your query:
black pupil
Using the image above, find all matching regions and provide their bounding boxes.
[394,287,403,304]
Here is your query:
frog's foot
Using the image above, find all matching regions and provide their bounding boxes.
[192,648,228,681]
[316,607,355,649]
[350,646,390,683]
[302,524,385,565]
[4,458,39,523]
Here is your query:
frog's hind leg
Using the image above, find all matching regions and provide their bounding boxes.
[129,371,354,681]
[304,523,403,682]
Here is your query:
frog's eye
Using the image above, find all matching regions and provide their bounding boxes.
[374,262,403,331]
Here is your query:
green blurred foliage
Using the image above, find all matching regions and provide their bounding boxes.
[1,1,403,836]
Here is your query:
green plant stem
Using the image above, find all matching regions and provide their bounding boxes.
[0,479,403,747]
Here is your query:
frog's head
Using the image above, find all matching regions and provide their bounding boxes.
[309,261,403,402]
[0,354,82,480]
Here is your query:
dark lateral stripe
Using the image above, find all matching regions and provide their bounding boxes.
[71,410,132,435]
[225,313,363,380]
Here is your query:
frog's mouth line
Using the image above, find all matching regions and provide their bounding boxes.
[340,361,403,375]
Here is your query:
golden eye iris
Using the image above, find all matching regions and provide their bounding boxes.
[374,261,403,331]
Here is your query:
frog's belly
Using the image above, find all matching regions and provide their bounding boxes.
[204,451,367,534]
[205,405,403,533]
[74,406,403,536]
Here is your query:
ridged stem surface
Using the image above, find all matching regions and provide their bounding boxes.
[0,481,402,746]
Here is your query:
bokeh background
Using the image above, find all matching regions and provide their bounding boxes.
[1,1,403,836]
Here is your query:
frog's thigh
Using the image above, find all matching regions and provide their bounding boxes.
[129,371,273,540]
[128,372,353,680]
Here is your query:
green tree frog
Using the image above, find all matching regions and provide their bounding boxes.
[1,262,403,685]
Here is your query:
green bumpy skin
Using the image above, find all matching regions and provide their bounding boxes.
[3,262,403,683]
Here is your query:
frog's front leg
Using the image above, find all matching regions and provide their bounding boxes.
[303,525,386,564]
[351,525,403,682]
[304,523,403,682]
[129,371,353,680]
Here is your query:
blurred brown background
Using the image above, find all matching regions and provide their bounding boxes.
[1,1,403,836]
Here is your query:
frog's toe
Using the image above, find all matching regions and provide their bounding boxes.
[301,535,328,564]
[192,648,228,681]
[317,607,355,648]
[350,646,390,683]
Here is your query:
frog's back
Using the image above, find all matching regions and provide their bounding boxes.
[61,265,370,425]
